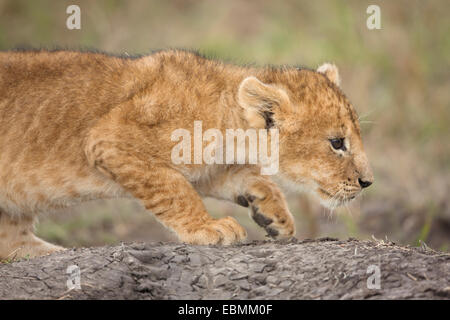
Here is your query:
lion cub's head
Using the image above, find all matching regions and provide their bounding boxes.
[238,63,374,208]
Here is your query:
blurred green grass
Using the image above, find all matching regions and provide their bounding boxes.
[0,0,448,250]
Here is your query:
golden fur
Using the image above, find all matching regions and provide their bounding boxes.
[0,49,373,259]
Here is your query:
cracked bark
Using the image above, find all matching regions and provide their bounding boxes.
[0,238,449,299]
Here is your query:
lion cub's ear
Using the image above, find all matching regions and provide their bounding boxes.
[317,63,341,86]
[238,76,290,129]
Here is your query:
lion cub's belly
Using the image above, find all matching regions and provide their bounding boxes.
[0,162,127,216]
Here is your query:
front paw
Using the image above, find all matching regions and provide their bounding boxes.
[179,217,247,245]
[240,190,295,239]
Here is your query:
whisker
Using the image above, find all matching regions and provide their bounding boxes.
[360,190,365,200]
[344,203,354,218]
[326,191,339,219]
[358,108,376,121]
[359,120,376,125]
[330,189,344,213]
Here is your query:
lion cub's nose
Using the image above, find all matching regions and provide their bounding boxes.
[358,178,373,189]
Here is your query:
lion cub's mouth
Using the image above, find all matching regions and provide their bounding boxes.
[318,187,360,208]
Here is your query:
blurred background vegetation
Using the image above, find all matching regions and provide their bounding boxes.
[0,0,448,251]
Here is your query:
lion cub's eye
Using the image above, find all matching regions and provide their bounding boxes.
[330,138,346,151]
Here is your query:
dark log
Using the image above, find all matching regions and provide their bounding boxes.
[0,238,448,299]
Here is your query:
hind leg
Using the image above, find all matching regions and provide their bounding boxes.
[0,211,64,260]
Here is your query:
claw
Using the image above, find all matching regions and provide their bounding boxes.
[265,227,279,238]
[236,195,249,207]
[251,206,273,227]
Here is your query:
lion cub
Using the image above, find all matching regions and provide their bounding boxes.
[0,49,373,259]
